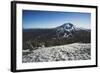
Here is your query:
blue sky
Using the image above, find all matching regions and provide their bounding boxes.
[23,10,91,29]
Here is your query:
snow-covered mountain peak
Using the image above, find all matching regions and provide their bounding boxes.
[57,23,75,29]
[56,23,76,38]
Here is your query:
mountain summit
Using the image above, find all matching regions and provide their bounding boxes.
[56,23,76,38]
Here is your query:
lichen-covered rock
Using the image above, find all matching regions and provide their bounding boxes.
[22,43,91,63]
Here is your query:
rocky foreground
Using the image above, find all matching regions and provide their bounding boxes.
[22,43,91,63]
